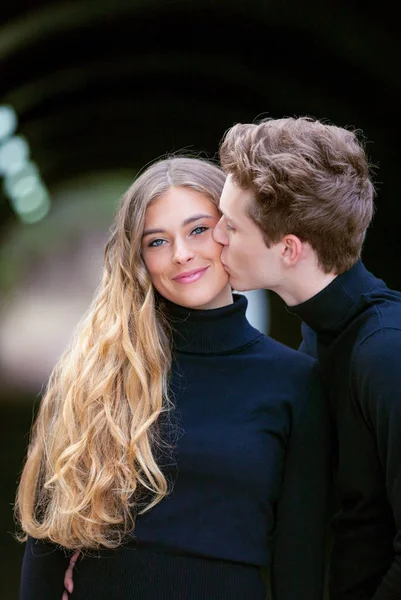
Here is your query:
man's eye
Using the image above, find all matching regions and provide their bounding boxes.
[191,226,208,235]
[226,224,235,232]
[148,239,165,247]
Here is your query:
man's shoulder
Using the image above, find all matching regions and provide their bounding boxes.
[353,322,401,367]
[375,293,401,328]
[357,278,401,328]
[352,291,401,355]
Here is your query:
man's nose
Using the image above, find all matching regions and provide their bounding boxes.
[213,217,228,246]
[172,239,195,263]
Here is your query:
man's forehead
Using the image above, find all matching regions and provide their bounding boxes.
[221,177,253,214]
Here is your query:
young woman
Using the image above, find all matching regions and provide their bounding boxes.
[17,157,330,599]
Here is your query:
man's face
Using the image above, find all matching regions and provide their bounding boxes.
[213,175,283,291]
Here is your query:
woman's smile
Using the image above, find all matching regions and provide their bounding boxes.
[172,266,209,284]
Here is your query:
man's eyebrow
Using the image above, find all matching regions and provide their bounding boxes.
[142,214,214,238]
[218,202,233,221]
[220,209,236,224]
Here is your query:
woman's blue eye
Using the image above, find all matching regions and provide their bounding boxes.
[191,226,208,235]
[148,239,165,247]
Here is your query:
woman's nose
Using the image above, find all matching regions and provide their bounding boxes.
[172,240,195,264]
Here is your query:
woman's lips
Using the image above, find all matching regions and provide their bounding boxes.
[172,267,209,284]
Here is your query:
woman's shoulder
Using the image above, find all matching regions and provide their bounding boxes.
[234,332,321,396]
[250,332,317,367]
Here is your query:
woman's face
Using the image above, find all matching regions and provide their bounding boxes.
[141,186,232,310]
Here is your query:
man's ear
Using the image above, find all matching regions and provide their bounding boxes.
[280,234,303,266]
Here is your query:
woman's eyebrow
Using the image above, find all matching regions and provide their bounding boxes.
[142,227,165,238]
[142,214,214,238]
[182,213,214,226]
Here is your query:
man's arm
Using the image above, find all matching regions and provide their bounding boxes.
[271,368,331,600]
[355,328,401,600]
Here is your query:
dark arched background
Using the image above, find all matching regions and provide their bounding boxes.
[1,1,400,597]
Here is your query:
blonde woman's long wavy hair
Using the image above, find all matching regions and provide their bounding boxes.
[16,156,226,550]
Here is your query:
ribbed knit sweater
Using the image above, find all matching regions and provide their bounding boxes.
[290,261,401,600]
[20,294,330,600]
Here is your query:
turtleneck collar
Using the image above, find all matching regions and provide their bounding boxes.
[288,260,383,335]
[161,294,261,355]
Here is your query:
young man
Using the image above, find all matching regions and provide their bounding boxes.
[213,116,401,600]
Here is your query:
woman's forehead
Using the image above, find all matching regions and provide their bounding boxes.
[144,188,218,225]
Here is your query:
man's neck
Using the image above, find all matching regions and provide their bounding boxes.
[273,264,338,307]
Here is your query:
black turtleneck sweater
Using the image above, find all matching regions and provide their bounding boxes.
[20,294,330,600]
[290,261,401,600]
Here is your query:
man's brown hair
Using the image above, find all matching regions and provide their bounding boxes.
[219,117,375,274]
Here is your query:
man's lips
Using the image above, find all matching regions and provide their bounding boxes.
[172,267,209,283]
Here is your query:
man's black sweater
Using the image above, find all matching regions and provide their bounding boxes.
[290,260,401,600]
[20,294,330,599]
